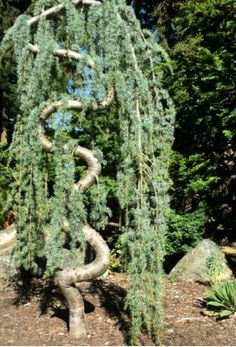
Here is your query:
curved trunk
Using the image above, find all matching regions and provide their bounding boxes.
[57,225,110,338]
[38,35,111,336]
[0,224,110,338]
[0,96,111,339]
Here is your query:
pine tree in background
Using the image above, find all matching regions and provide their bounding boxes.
[0,0,175,343]
[155,0,236,251]
[0,0,19,227]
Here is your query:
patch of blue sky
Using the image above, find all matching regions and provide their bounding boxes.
[50,52,105,132]
[67,79,92,99]
[49,111,84,133]
[49,111,72,129]
[171,22,176,31]
[49,66,95,132]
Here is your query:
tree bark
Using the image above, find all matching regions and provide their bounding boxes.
[57,225,110,338]
[28,43,94,67]
[0,91,8,144]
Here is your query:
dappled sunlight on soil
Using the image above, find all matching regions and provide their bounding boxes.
[0,272,236,345]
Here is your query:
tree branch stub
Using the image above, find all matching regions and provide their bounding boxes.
[28,43,95,68]
[27,0,102,27]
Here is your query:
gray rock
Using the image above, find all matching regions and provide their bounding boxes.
[0,251,17,279]
[169,239,233,283]
[0,224,16,256]
[0,225,17,278]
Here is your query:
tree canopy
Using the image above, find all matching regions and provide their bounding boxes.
[0,0,175,342]
[1,0,235,342]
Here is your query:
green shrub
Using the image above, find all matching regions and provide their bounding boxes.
[206,253,228,286]
[166,202,208,256]
[110,238,123,271]
[204,280,236,318]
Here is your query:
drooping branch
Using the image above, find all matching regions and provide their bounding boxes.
[39,89,114,153]
[40,142,102,190]
[40,89,114,121]
[36,56,111,336]
[27,0,102,27]
[39,136,102,190]
[28,43,94,67]
[39,140,102,192]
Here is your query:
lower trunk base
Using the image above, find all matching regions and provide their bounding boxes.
[69,307,87,338]
[56,225,110,338]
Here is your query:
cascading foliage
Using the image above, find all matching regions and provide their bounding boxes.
[1,0,175,343]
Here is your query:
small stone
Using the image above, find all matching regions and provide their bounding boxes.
[167,328,175,334]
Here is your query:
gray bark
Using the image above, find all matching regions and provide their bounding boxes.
[57,225,110,338]
[28,43,94,67]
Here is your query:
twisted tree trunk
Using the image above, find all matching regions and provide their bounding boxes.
[57,225,110,338]
[39,89,111,338]
[0,222,109,338]
[0,0,112,338]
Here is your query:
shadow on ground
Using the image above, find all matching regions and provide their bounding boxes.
[12,272,130,344]
[90,280,129,342]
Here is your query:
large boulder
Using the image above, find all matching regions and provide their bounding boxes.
[169,239,233,283]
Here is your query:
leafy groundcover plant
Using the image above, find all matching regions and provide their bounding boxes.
[204,280,236,318]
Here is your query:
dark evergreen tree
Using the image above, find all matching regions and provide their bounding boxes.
[0,0,19,227]
[155,0,236,256]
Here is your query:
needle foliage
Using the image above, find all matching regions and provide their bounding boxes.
[1,0,175,343]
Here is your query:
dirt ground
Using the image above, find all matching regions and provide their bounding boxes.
[0,271,236,346]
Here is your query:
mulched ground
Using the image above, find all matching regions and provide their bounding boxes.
[0,271,236,346]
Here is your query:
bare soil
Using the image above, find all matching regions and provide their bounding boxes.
[0,272,235,346]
